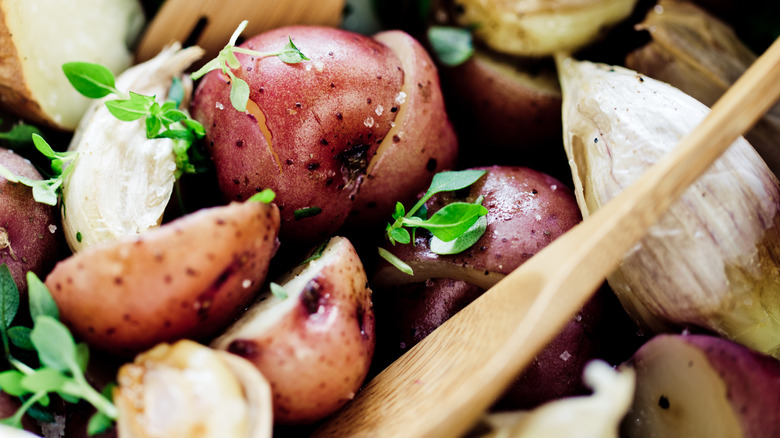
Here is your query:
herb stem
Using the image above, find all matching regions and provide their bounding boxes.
[3,391,46,427]
[10,357,35,375]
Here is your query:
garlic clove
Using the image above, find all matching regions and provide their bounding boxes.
[559,56,780,357]
[62,44,204,253]
[452,0,639,57]
[114,340,272,438]
[625,0,780,174]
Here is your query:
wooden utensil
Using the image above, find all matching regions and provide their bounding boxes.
[314,37,780,437]
[135,0,345,63]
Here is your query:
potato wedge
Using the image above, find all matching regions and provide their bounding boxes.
[212,236,375,425]
[45,201,280,356]
[0,0,144,130]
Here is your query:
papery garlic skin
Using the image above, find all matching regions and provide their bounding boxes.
[115,340,272,438]
[453,0,639,57]
[62,44,204,252]
[559,57,780,357]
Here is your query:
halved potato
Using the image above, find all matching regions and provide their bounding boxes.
[0,0,145,130]
[212,236,375,425]
[45,200,280,356]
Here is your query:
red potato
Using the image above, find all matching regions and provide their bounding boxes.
[44,200,280,356]
[621,333,780,437]
[191,26,458,244]
[211,236,375,425]
[374,165,583,288]
[439,50,563,153]
[0,148,62,294]
[347,30,458,224]
[192,26,403,243]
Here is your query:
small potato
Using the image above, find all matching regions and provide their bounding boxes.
[374,165,582,288]
[45,201,280,356]
[0,0,144,130]
[192,26,404,243]
[0,148,62,294]
[439,51,564,161]
[212,236,375,425]
[621,334,780,438]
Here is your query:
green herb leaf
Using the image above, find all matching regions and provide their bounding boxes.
[430,215,487,255]
[0,370,26,396]
[300,238,330,265]
[75,342,90,373]
[229,76,251,113]
[0,122,42,150]
[105,92,154,121]
[426,170,486,198]
[30,316,77,373]
[168,76,185,108]
[388,227,411,245]
[28,272,59,321]
[0,264,19,328]
[427,26,474,67]
[404,202,487,242]
[294,206,322,220]
[378,247,413,275]
[270,282,288,299]
[20,368,68,393]
[392,202,405,220]
[8,326,33,350]
[62,62,118,98]
[88,410,114,436]
[248,188,276,203]
[277,37,309,64]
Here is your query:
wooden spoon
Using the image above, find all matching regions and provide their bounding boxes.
[135,0,345,63]
[314,37,780,437]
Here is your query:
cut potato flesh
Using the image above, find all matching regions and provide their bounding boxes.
[0,0,144,130]
[621,336,742,437]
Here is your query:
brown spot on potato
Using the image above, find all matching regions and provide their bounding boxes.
[114,277,123,285]
[426,158,437,172]
[227,339,259,359]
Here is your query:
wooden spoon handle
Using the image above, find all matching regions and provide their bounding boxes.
[314,36,780,438]
[135,0,344,62]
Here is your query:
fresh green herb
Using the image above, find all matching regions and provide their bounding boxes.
[270,282,289,299]
[299,238,330,266]
[0,268,117,434]
[76,232,83,243]
[62,61,206,178]
[0,134,77,206]
[377,247,413,275]
[190,20,309,112]
[294,206,322,220]
[0,121,43,152]
[380,169,488,274]
[427,26,474,67]
[248,188,276,204]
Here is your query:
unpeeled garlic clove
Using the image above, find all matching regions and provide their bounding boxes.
[62,44,204,252]
[114,340,272,438]
[625,0,780,174]
[450,0,639,57]
[558,56,780,357]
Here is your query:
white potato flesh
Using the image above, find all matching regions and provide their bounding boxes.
[0,0,144,130]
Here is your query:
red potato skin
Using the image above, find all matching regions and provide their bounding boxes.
[0,148,61,294]
[45,201,280,356]
[191,26,404,244]
[214,237,375,425]
[348,30,458,224]
[379,166,583,278]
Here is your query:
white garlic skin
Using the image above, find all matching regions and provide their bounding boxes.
[62,44,204,252]
[559,57,780,357]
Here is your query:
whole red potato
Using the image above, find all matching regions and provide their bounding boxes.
[191,26,457,244]
[0,148,61,294]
